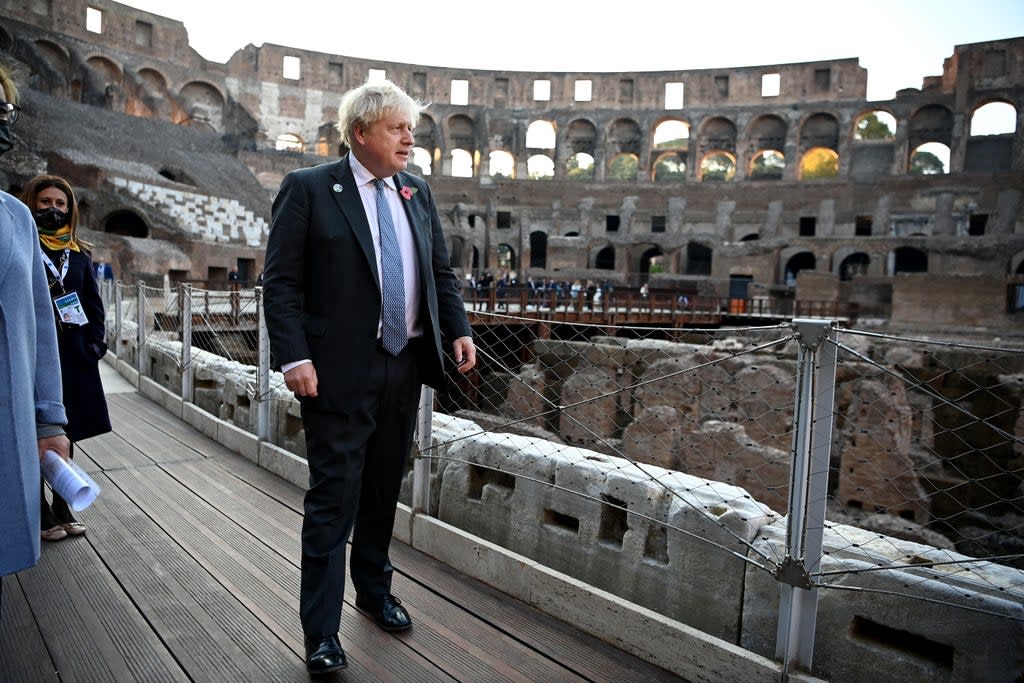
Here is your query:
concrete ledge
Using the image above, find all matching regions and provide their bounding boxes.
[408,512,796,683]
[182,402,218,441]
[218,419,258,463]
[139,376,183,419]
[258,441,308,489]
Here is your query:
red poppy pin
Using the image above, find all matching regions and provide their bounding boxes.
[400,185,418,200]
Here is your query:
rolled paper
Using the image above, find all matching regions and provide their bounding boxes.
[40,450,100,511]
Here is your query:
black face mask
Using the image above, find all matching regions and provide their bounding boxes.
[0,123,12,156]
[33,207,68,230]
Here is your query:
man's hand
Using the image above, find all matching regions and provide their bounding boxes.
[38,434,70,461]
[284,362,319,397]
[453,336,476,374]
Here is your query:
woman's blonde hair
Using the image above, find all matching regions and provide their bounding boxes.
[0,64,18,104]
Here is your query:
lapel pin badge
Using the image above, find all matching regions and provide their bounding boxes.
[332,183,343,193]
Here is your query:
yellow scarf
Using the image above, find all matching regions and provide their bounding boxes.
[38,226,80,252]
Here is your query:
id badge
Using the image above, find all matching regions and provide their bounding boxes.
[54,291,89,326]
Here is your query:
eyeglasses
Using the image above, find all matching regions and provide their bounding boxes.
[0,101,22,126]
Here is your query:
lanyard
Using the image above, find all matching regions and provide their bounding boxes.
[41,248,70,289]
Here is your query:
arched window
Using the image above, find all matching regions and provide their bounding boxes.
[275,133,303,152]
[567,152,595,180]
[784,252,816,285]
[488,150,514,178]
[749,150,784,180]
[799,147,838,179]
[595,246,615,270]
[839,253,870,281]
[909,143,949,175]
[970,102,1017,136]
[700,152,735,182]
[892,247,927,274]
[450,149,473,177]
[412,147,432,175]
[608,153,638,181]
[527,154,555,179]
[526,120,556,149]
[853,111,896,140]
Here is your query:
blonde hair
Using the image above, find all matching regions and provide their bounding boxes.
[335,79,424,148]
[0,64,18,104]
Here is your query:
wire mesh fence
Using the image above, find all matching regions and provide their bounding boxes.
[106,280,1024,679]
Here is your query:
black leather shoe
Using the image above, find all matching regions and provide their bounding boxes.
[355,593,412,632]
[304,634,347,674]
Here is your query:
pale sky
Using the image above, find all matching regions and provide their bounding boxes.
[120,0,1024,102]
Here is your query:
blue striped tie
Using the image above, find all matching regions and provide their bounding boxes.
[373,179,407,356]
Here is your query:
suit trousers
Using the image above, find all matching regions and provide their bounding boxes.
[298,338,424,638]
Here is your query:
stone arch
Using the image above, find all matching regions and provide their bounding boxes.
[652,151,686,182]
[697,116,738,155]
[607,118,642,155]
[527,154,555,179]
[837,251,871,280]
[178,80,225,131]
[446,113,477,164]
[488,150,515,178]
[749,150,785,180]
[630,243,663,275]
[102,209,149,238]
[33,39,71,95]
[890,246,927,274]
[129,66,171,118]
[84,54,124,109]
[799,112,840,153]
[969,99,1017,135]
[853,109,897,140]
[799,147,839,179]
[526,120,556,149]
[780,248,816,285]
[566,118,597,155]
[593,244,616,270]
[747,114,787,154]
[415,114,439,162]
[652,118,690,151]
[607,152,638,181]
[699,151,736,182]
[496,242,517,272]
[908,104,954,149]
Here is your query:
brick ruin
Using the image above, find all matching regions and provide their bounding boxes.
[0,0,1022,333]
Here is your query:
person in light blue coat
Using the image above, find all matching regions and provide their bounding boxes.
[0,65,69,612]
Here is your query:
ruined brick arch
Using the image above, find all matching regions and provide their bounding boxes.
[698,150,736,182]
[129,67,171,119]
[445,113,476,155]
[414,114,438,172]
[798,112,840,153]
[606,118,642,156]
[629,242,664,275]
[695,116,738,155]
[651,150,686,182]
[889,246,928,274]
[969,98,1019,134]
[567,118,597,156]
[779,246,817,285]
[651,117,690,150]
[908,103,954,148]
[591,242,616,270]
[526,119,556,150]
[83,54,124,109]
[833,247,873,280]
[177,80,225,131]
[32,39,70,92]
[100,208,149,238]
[852,108,897,140]
[747,114,788,155]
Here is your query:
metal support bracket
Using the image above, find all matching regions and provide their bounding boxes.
[791,318,831,351]
[774,555,813,590]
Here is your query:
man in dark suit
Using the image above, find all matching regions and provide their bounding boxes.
[262,79,475,675]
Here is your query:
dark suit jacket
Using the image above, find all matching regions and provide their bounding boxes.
[262,155,471,413]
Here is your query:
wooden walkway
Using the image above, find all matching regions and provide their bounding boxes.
[0,382,684,682]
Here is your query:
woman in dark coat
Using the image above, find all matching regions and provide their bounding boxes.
[21,175,110,541]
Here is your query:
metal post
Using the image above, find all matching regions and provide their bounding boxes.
[114,282,123,358]
[181,284,193,401]
[775,319,838,677]
[255,286,270,441]
[136,281,147,378]
[411,385,434,514]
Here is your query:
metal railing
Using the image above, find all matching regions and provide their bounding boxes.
[103,280,1024,680]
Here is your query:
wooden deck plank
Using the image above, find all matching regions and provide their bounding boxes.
[0,575,60,683]
[3,385,685,682]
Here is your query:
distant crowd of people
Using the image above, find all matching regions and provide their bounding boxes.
[464,271,618,310]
